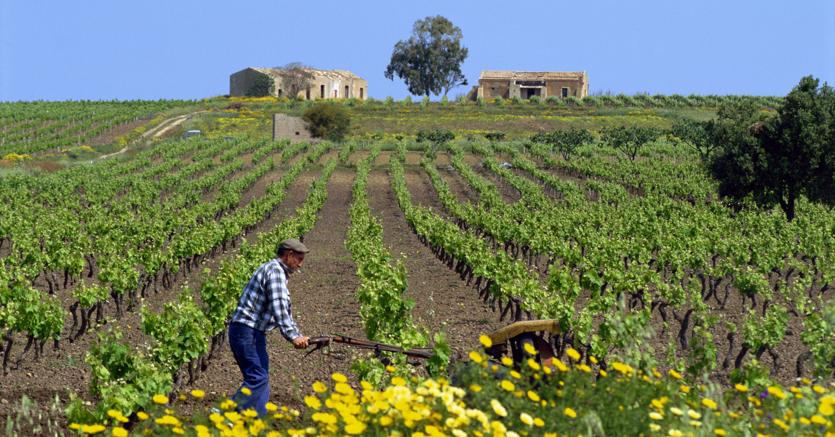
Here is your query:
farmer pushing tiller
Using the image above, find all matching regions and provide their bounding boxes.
[228,238,560,416]
[228,238,311,416]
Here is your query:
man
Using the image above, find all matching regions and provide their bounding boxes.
[228,238,311,415]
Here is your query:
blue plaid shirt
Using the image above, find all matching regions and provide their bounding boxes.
[230,259,301,340]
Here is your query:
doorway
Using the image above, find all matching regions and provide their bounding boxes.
[521,88,542,99]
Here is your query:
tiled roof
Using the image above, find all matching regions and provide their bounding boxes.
[251,67,363,81]
[479,71,587,80]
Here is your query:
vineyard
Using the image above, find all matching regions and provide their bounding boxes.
[0,98,833,436]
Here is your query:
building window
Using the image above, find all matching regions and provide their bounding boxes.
[320,85,325,99]
[306,88,311,100]
[561,87,569,98]
[344,85,350,98]
[278,89,283,97]
[359,88,364,99]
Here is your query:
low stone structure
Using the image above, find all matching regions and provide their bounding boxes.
[472,71,589,100]
[230,67,368,100]
[273,114,311,142]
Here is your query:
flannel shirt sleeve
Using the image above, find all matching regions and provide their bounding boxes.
[265,265,301,341]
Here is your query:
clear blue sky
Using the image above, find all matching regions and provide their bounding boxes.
[1,0,833,101]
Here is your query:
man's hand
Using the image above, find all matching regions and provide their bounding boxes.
[292,336,309,349]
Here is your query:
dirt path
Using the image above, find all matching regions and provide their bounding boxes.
[98,111,205,160]
[367,160,502,356]
[179,167,364,407]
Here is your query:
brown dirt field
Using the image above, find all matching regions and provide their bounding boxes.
[175,168,364,410]
[367,162,502,355]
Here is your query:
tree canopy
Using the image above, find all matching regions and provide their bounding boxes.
[601,126,661,161]
[384,16,469,97]
[279,62,314,100]
[302,103,351,141]
[709,76,835,220]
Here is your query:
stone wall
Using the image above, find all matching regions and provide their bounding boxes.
[229,68,264,97]
[230,68,368,100]
[273,114,312,142]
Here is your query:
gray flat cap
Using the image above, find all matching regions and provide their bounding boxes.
[278,238,310,253]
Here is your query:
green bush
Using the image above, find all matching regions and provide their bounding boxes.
[302,103,351,141]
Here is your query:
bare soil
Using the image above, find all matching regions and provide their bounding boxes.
[367,162,502,355]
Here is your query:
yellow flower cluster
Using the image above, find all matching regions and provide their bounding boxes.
[69,344,835,437]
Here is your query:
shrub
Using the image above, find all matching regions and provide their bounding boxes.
[302,103,351,141]
[565,96,581,107]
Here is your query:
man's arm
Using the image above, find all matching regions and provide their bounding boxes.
[265,266,305,345]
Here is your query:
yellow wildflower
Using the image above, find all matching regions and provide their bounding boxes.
[767,386,786,400]
[566,347,580,361]
[155,415,181,427]
[80,424,106,434]
[811,415,828,425]
[491,399,508,417]
[734,383,748,393]
[564,407,577,418]
[500,380,515,392]
[527,358,541,371]
[332,372,348,383]
[820,395,835,416]
[312,381,328,393]
[479,335,493,348]
[527,390,540,402]
[153,394,169,405]
[702,398,718,410]
[304,396,321,410]
[240,387,252,396]
[112,427,128,437]
[523,343,537,355]
[469,351,483,363]
[190,389,205,399]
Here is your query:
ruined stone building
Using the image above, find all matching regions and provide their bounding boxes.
[474,71,589,100]
[230,67,368,100]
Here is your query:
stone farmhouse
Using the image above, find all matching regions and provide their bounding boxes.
[230,67,368,100]
[473,71,589,100]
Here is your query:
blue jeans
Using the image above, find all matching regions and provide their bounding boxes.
[228,322,270,415]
